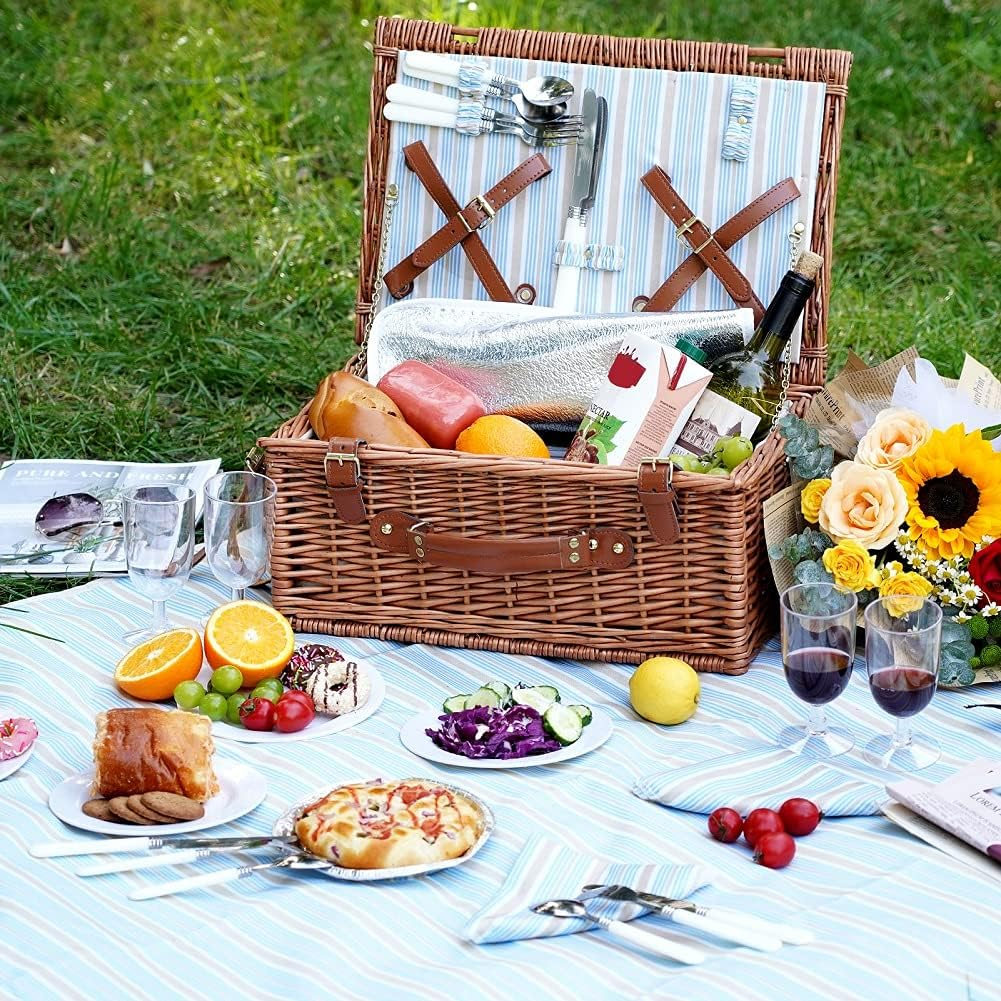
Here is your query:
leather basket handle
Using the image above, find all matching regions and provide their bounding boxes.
[370,510,633,575]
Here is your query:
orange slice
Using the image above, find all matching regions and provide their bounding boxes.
[114,628,203,701]
[204,601,295,685]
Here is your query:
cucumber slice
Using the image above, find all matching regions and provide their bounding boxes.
[483,681,512,706]
[568,704,593,726]
[535,685,560,703]
[465,687,502,709]
[512,685,556,714]
[543,704,584,746]
[442,695,469,714]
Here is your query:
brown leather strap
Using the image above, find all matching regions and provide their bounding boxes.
[384,142,551,300]
[637,460,681,545]
[644,174,800,316]
[324,438,367,525]
[370,509,633,575]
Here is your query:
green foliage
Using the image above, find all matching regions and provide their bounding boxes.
[980,644,1001,667]
[777,415,835,480]
[792,559,835,586]
[989,616,1001,640]
[769,527,833,566]
[968,615,989,640]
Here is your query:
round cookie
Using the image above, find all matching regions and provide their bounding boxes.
[108,796,155,825]
[141,792,205,821]
[126,795,177,824]
[81,799,117,822]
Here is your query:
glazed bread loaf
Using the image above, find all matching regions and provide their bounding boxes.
[308,371,429,447]
[91,708,219,801]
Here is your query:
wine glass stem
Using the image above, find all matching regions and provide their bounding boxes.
[893,716,913,748]
[151,599,168,635]
[231,587,245,602]
[806,704,828,736]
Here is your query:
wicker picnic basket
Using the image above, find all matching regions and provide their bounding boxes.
[257,17,852,674]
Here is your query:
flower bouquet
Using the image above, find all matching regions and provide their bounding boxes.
[767,350,1001,688]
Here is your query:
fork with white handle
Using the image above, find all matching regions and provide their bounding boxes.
[386,84,581,130]
[383,103,580,148]
[402,51,573,105]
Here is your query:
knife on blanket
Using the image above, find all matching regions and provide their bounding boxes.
[551,89,607,312]
[30,834,294,859]
[583,884,813,946]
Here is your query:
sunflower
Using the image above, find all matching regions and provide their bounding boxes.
[896,424,1001,561]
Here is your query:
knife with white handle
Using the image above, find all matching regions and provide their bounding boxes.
[129,853,321,901]
[599,916,707,965]
[31,834,291,859]
[78,850,205,876]
[551,90,606,312]
[383,104,463,131]
[401,53,463,91]
[387,83,463,114]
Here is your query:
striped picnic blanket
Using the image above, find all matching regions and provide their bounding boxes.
[2,566,999,1000]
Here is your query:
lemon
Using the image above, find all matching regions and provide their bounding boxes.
[629,656,700,725]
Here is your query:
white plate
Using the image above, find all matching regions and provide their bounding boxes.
[209,661,385,743]
[272,778,494,881]
[399,707,613,769]
[0,743,35,780]
[48,760,267,836]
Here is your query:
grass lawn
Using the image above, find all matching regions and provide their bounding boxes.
[1,0,999,602]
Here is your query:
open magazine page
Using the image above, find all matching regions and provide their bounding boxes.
[0,458,220,576]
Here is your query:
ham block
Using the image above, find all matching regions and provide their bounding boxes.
[377,361,486,450]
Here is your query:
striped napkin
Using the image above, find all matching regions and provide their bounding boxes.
[633,746,887,817]
[463,834,709,944]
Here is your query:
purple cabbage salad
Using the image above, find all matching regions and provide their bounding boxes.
[426,705,561,760]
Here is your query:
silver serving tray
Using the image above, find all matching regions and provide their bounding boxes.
[271,777,495,882]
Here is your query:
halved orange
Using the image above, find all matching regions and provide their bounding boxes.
[203,601,295,685]
[114,628,204,701]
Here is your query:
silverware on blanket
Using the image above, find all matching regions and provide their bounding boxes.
[76,842,290,877]
[129,851,328,901]
[30,834,296,859]
[965,704,1001,710]
[580,885,782,951]
[366,300,753,423]
[552,89,607,312]
[403,51,573,106]
[531,898,706,964]
[583,885,814,946]
[386,84,582,130]
[383,103,580,147]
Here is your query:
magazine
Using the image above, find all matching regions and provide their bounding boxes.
[882,759,1001,885]
[0,458,220,577]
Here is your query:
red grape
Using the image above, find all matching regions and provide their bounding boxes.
[707,807,743,843]
[753,832,796,869]
[742,808,784,848]
[779,798,822,836]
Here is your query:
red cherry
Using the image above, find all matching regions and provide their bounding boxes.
[742,808,785,848]
[707,807,744,843]
[779,798,822,836]
[753,832,796,869]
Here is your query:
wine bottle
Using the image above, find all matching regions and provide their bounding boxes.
[706,251,823,440]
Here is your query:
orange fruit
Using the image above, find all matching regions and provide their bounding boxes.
[114,628,203,701]
[454,415,549,459]
[203,601,295,685]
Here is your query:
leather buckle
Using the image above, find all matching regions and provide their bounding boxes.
[638,456,673,487]
[460,194,497,234]
[675,215,702,243]
[324,451,361,478]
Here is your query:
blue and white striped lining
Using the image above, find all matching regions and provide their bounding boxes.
[385,53,825,361]
[552,240,625,270]
[721,77,761,161]
[3,568,1001,1000]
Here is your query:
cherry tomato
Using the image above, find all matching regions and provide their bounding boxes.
[707,807,743,843]
[779,797,822,836]
[280,690,315,711]
[274,693,315,733]
[239,697,277,731]
[753,831,796,869]
[742,808,785,848]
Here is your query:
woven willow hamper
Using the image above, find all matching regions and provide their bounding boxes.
[257,17,852,674]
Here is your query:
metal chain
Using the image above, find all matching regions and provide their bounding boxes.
[355,182,399,378]
[772,221,806,427]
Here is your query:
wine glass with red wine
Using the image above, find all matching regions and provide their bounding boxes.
[779,583,857,757]
[863,596,942,771]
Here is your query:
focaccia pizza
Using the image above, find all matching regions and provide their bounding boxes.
[295,779,484,869]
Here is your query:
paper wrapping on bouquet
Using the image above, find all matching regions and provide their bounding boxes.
[463,834,709,944]
[633,746,888,817]
[367,298,753,423]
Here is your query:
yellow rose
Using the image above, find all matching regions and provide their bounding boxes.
[822,541,879,592]
[818,460,909,551]
[855,408,931,471]
[879,571,935,616]
[801,478,832,524]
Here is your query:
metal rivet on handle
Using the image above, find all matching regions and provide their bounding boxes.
[416,548,425,558]
[589,538,598,551]
[517,286,533,303]
[736,115,748,125]
[568,538,579,550]
[569,553,580,564]
[414,535,423,546]
[612,542,624,554]
[380,523,393,535]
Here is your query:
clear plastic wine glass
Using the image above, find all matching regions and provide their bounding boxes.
[203,471,276,605]
[122,485,196,644]
[863,596,942,771]
[779,583,858,757]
